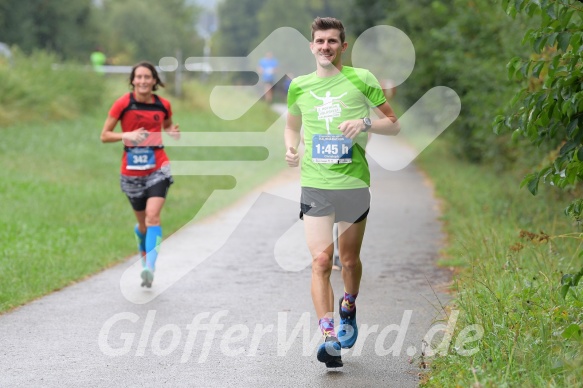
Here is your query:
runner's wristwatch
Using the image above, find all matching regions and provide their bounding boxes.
[362,117,372,132]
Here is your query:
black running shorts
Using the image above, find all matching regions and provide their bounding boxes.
[120,165,173,211]
[300,187,370,223]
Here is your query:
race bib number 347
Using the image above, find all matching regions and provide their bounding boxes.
[312,134,352,164]
[126,147,156,170]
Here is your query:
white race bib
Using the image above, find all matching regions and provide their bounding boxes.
[311,134,352,164]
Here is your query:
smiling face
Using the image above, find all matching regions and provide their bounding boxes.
[131,66,157,97]
[310,29,348,73]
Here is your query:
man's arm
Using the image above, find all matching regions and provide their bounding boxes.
[370,101,400,136]
[337,101,400,140]
[284,113,302,167]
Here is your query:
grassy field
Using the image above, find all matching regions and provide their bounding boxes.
[0,76,283,313]
[416,139,583,387]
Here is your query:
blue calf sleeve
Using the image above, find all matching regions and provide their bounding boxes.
[134,224,146,254]
[145,225,162,271]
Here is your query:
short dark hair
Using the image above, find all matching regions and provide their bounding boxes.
[129,61,165,91]
[311,17,345,44]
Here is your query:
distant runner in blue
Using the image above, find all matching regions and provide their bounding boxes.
[257,51,279,104]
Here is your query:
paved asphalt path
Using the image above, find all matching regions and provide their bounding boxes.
[1,109,451,387]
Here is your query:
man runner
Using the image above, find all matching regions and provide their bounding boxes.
[284,17,400,368]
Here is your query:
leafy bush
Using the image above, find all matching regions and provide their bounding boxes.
[495,0,583,219]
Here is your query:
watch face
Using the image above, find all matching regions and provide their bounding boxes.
[363,117,372,128]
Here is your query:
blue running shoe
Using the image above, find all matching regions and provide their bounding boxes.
[338,297,358,349]
[140,268,154,288]
[316,336,343,368]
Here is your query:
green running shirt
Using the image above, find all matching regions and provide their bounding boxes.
[287,66,386,189]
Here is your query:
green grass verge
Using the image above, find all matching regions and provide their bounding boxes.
[416,139,583,387]
[0,78,283,313]
[0,49,106,126]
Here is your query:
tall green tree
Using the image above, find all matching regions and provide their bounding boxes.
[214,0,266,57]
[418,0,535,164]
[255,0,313,43]
[350,0,536,166]
[215,0,352,58]
[254,0,352,45]
[0,0,98,60]
[96,0,202,64]
[495,0,583,220]
[214,0,352,84]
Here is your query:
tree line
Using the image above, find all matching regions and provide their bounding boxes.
[1,0,581,218]
[0,0,203,64]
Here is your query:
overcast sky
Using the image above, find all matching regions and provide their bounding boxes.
[92,0,220,10]
[190,0,220,9]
